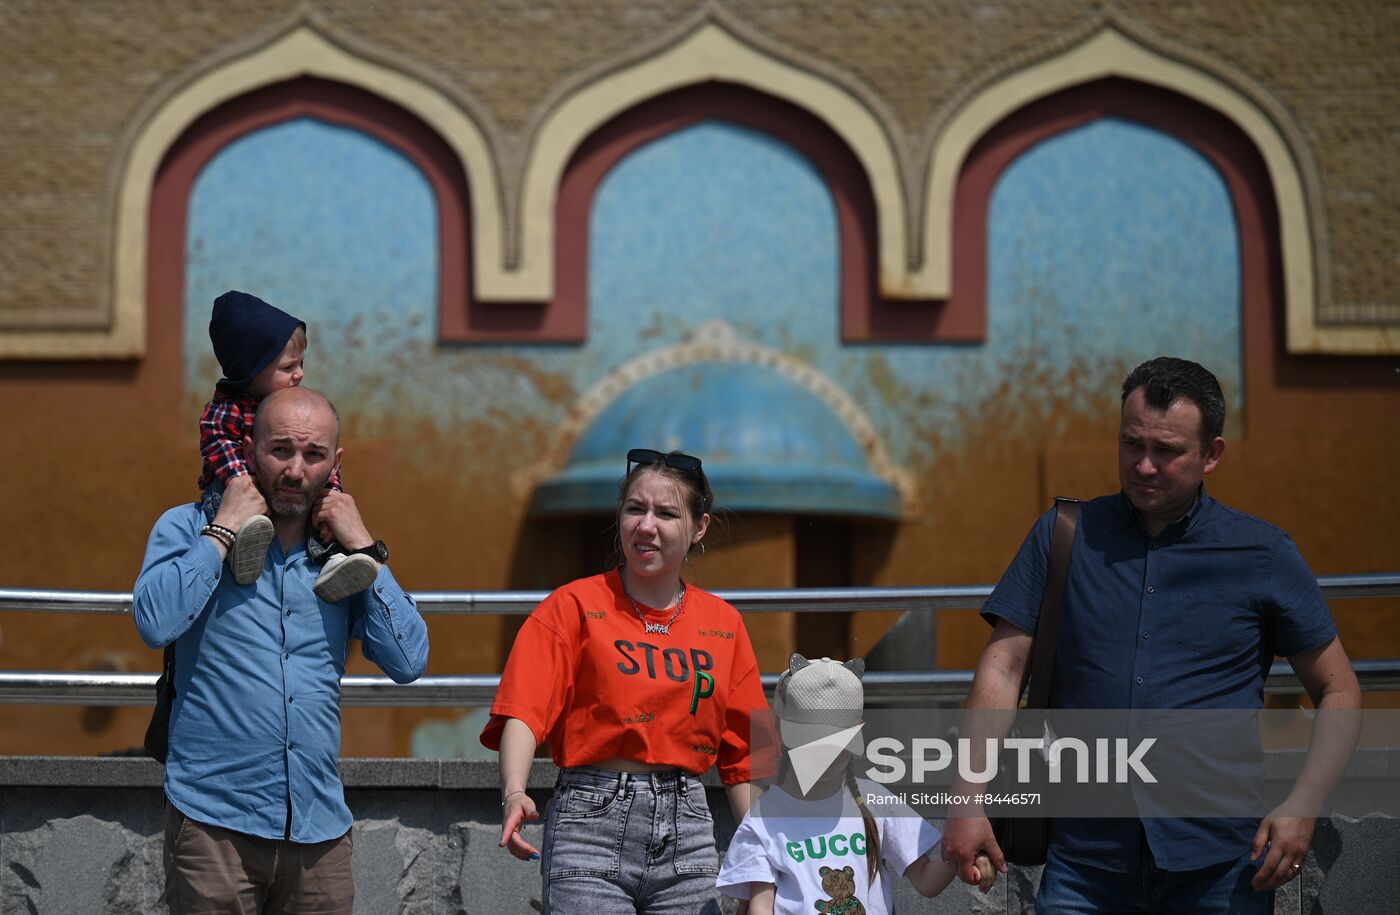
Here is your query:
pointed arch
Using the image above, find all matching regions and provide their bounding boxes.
[511,20,907,306]
[148,76,474,352]
[109,21,500,355]
[932,77,1272,348]
[488,81,879,342]
[916,24,1380,352]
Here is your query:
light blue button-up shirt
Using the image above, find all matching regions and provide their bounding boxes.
[134,503,429,843]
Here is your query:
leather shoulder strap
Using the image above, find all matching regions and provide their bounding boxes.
[1023,497,1080,710]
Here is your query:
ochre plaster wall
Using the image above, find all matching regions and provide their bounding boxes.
[3,281,1396,754]
[2,1,1397,753]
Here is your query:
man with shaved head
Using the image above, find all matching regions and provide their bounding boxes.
[135,387,429,914]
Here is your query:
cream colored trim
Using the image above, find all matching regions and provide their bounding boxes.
[0,324,144,360]
[917,25,1394,354]
[511,20,908,302]
[3,22,503,360]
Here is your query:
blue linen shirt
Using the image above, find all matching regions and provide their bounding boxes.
[981,489,1337,871]
[134,503,429,843]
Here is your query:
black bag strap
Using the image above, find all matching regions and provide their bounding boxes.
[1022,497,1080,710]
[143,642,177,763]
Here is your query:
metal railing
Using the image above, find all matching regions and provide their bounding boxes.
[1,573,1397,706]
[0,584,1007,616]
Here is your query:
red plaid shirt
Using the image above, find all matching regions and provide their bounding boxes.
[198,389,343,492]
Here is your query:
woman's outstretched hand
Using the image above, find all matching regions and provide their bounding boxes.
[500,791,541,860]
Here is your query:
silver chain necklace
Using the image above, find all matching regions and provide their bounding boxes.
[619,565,686,636]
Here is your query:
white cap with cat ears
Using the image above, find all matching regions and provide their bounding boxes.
[774,653,866,754]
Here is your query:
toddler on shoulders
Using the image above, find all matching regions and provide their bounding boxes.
[198,290,377,601]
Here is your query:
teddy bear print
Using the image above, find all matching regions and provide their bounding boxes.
[814,864,866,915]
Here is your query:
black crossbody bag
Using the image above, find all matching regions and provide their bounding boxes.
[143,643,176,763]
[989,496,1080,865]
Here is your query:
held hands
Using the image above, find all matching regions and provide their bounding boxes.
[311,490,373,551]
[941,809,1008,886]
[212,475,268,532]
[1250,808,1316,890]
[973,853,997,893]
[500,791,541,860]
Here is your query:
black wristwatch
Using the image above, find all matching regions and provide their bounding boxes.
[347,540,389,563]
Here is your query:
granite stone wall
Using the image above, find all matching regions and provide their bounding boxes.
[1,757,1396,914]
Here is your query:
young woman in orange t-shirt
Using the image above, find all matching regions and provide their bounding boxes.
[481,449,769,913]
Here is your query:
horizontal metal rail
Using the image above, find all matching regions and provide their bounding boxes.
[0,576,1395,706]
[2,660,1399,707]
[1,573,1397,617]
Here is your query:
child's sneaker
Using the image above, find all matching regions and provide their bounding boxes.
[231,515,274,585]
[313,553,378,602]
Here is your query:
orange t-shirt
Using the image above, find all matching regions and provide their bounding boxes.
[481,570,773,785]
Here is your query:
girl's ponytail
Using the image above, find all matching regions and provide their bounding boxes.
[845,767,881,886]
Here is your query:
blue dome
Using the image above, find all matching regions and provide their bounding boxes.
[531,362,900,518]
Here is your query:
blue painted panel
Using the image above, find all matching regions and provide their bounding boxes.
[184,117,438,420]
[982,117,1243,421]
[182,115,1243,488]
[582,117,1242,460]
[589,122,840,352]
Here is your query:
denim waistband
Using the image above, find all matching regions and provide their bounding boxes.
[557,766,698,793]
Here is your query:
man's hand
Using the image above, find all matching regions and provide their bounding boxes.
[311,490,374,551]
[943,619,1027,886]
[212,474,268,532]
[1249,637,1361,892]
[941,811,1006,885]
[499,792,541,860]
[1250,811,1315,890]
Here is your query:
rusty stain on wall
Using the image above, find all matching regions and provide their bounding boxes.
[2,79,1398,757]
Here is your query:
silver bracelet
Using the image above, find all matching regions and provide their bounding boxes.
[502,789,528,806]
[200,524,236,549]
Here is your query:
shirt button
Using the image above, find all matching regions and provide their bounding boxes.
[1136,677,1144,684]
[396,632,403,640]
[288,743,295,750]
[286,610,292,616]
[1142,632,1150,639]
[187,614,195,621]
[288,696,295,704]
[1146,586,1156,594]
[284,652,290,660]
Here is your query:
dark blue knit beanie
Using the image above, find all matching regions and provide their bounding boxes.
[209,291,306,392]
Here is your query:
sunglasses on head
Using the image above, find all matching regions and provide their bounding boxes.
[626,448,704,476]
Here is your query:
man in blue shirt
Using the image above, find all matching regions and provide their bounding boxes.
[941,357,1360,913]
[134,387,429,914]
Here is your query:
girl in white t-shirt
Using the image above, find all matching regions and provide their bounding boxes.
[717,655,995,914]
